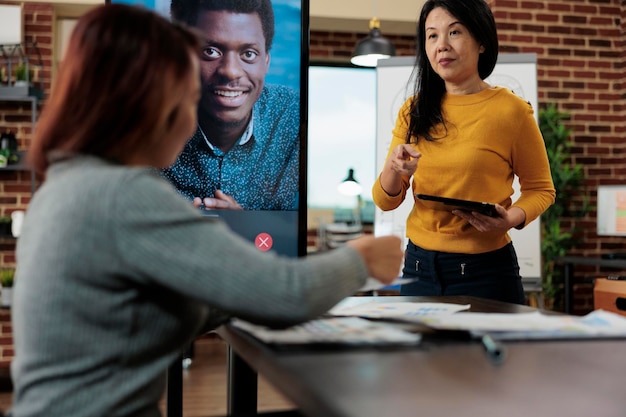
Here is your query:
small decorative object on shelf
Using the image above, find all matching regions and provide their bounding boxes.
[14,63,34,85]
[0,42,44,99]
[11,210,24,237]
[1,268,14,308]
[0,131,19,167]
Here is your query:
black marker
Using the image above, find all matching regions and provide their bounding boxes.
[481,334,506,365]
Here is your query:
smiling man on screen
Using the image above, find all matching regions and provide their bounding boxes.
[162,0,300,210]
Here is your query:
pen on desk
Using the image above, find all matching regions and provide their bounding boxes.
[359,277,419,294]
[481,334,506,365]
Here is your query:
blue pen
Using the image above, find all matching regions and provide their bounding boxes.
[481,334,506,365]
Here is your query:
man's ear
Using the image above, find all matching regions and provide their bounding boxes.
[265,52,271,70]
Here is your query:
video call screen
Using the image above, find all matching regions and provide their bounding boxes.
[109,0,308,257]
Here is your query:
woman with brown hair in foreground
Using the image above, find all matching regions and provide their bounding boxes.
[8,4,402,416]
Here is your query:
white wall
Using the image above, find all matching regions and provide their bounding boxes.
[310,0,425,35]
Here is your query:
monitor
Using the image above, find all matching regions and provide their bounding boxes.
[597,185,626,236]
[108,0,308,257]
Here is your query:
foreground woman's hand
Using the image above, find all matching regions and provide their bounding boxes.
[347,235,403,284]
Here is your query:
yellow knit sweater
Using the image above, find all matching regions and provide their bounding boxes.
[372,86,555,254]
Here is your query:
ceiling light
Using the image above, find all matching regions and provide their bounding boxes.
[350,17,396,67]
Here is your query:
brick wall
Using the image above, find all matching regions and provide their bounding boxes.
[0,309,12,382]
[0,0,53,376]
[310,30,416,62]
[490,0,626,314]
[0,1,53,269]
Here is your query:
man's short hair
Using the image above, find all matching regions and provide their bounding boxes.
[171,0,275,51]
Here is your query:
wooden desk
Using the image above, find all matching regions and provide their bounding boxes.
[217,296,626,417]
[557,256,626,314]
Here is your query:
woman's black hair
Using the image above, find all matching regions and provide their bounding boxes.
[406,0,498,143]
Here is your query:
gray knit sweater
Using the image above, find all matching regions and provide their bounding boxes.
[10,155,367,417]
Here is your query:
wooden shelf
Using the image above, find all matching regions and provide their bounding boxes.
[0,95,38,194]
[0,85,43,100]
[0,150,29,171]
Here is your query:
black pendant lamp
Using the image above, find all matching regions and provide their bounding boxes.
[350,17,396,67]
[337,168,363,196]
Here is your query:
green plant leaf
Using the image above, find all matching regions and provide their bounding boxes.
[539,103,591,310]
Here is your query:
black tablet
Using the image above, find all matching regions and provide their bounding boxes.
[415,194,499,217]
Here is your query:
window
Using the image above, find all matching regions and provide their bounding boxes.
[307,65,376,224]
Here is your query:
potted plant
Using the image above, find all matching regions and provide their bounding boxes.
[14,63,34,86]
[539,103,591,311]
[1,268,14,307]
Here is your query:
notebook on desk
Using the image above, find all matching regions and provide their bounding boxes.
[329,301,626,341]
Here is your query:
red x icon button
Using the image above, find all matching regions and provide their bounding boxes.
[255,233,273,252]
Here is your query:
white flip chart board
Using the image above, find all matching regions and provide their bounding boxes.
[374,54,542,284]
[0,5,23,45]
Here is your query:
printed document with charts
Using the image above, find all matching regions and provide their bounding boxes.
[329,301,626,340]
[231,316,422,346]
[230,301,469,346]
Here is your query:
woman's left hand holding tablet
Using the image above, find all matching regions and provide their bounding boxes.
[452,204,526,233]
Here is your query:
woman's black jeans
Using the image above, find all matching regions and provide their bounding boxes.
[400,240,526,305]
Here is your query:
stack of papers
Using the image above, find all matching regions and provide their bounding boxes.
[330,301,471,318]
[330,301,626,340]
[232,316,422,346]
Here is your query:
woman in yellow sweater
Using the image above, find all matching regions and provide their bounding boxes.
[372,0,555,304]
